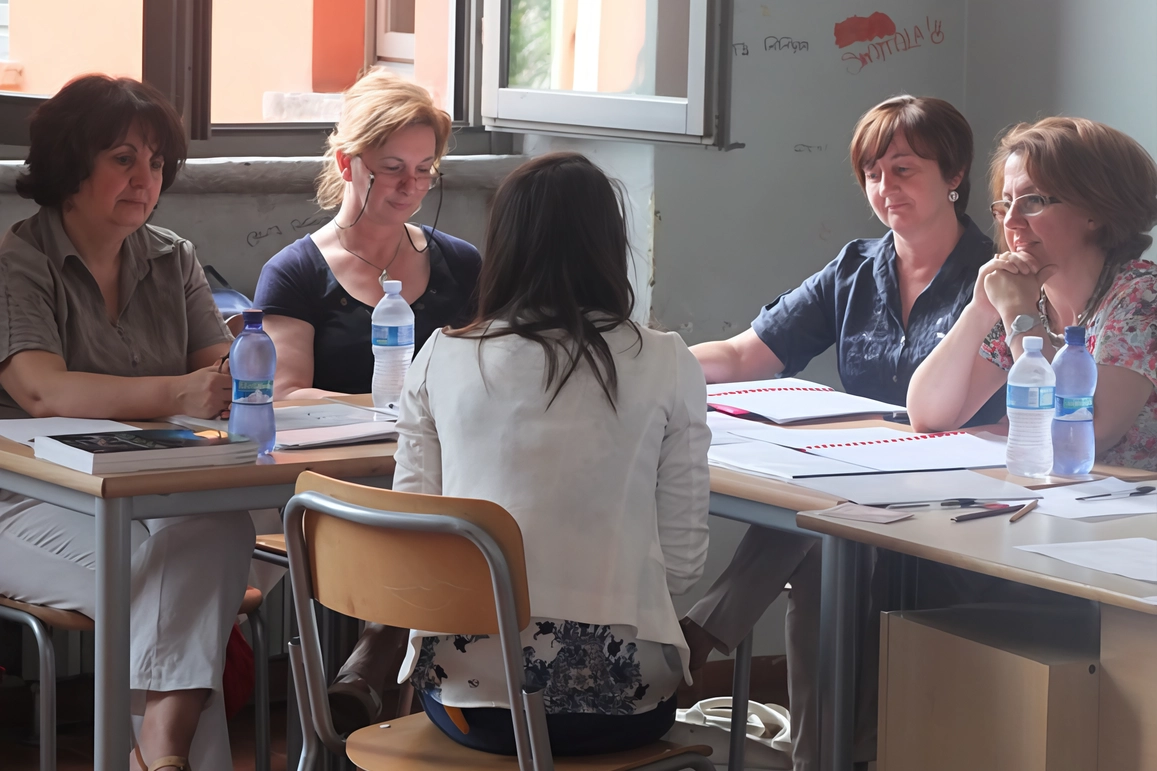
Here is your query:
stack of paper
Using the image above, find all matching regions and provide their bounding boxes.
[707,412,764,446]
[708,441,872,479]
[707,377,904,423]
[0,418,136,448]
[171,403,398,449]
[732,425,1008,472]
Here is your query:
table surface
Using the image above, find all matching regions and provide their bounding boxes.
[708,416,1157,615]
[0,397,398,499]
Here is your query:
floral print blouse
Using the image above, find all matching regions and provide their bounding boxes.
[411,617,682,715]
[979,260,1157,471]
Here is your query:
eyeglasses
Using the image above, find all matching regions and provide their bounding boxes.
[378,168,442,191]
[990,193,1061,219]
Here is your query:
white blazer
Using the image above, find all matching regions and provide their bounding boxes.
[393,320,711,679]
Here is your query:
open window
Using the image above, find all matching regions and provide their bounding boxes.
[481,0,734,146]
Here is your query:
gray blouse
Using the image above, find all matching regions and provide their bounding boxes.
[0,208,231,418]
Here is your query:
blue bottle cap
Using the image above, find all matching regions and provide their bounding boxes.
[242,309,264,327]
[1064,326,1085,346]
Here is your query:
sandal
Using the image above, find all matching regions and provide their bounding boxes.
[134,746,191,771]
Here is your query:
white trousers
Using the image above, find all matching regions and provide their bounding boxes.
[0,490,255,769]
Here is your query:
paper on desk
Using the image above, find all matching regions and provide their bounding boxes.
[706,412,763,446]
[708,440,872,479]
[1035,478,1157,520]
[732,425,1007,472]
[792,469,1039,507]
[1141,596,1157,606]
[171,403,387,433]
[810,503,914,524]
[0,418,136,448]
[1017,538,1157,583]
[274,420,398,449]
[706,377,904,424]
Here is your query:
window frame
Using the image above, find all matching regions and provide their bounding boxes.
[376,0,416,63]
[479,0,735,147]
[0,0,512,156]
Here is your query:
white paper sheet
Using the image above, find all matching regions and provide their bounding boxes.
[706,377,905,423]
[791,469,1040,506]
[1034,478,1157,520]
[708,440,872,479]
[1016,538,1157,583]
[1141,596,1157,606]
[274,421,398,449]
[809,503,914,524]
[731,425,1007,472]
[706,412,765,446]
[0,418,136,448]
[171,403,387,433]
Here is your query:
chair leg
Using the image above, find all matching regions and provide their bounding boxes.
[289,638,320,771]
[0,606,57,771]
[251,606,271,771]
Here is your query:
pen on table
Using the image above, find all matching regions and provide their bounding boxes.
[886,498,979,510]
[1075,485,1156,502]
[951,504,1022,523]
[1008,500,1037,523]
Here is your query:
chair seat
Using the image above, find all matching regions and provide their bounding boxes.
[346,712,712,771]
[0,594,94,632]
[255,534,287,555]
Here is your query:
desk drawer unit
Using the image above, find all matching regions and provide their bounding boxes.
[878,606,1100,771]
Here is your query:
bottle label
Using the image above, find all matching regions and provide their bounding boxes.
[1007,384,1054,410]
[233,379,273,404]
[1054,395,1094,421]
[372,324,414,347]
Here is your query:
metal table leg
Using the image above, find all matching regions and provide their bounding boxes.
[819,535,857,771]
[94,497,133,771]
[728,632,754,771]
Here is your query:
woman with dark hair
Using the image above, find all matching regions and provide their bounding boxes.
[0,75,255,770]
[909,117,1157,468]
[390,152,711,755]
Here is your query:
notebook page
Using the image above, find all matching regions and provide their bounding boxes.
[706,378,904,423]
[708,440,873,479]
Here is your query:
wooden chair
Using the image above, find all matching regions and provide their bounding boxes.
[284,470,713,771]
[0,586,270,771]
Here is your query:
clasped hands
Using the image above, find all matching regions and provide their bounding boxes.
[972,250,1058,323]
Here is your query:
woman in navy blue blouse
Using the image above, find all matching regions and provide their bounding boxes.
[254,69,480,399]
[683,95,1000,771]
[252,69,480,734]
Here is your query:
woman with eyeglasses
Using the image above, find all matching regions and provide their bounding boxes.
[681,95,1002,771]
[253,69,481,733]
[254,68,481,401]
[908,117,1157,471]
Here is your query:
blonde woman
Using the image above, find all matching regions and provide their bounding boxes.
[255,69,481,399]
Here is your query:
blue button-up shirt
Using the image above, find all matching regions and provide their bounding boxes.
[752,216,1005,426]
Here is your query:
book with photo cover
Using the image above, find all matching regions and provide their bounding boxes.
[33,429,258,473]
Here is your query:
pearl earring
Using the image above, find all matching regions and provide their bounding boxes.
[948,190,960,202]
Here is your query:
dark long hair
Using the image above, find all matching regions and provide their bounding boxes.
[449,152,639,408]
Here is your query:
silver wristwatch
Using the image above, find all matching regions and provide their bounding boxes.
[1007,313,1038,340]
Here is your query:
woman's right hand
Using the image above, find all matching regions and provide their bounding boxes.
[173,364,233,418]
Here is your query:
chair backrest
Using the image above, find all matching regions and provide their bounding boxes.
[290,470,531,635]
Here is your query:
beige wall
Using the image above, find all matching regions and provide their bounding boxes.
[8,0,314,123]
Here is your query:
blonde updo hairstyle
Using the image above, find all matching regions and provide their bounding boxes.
[316,69,453,210]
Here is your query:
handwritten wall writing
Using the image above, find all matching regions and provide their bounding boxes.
[794,143,828,152]
[765,36,809,52]
[841,17,943,74]
[733,42,749,56]
[245,213,333,248]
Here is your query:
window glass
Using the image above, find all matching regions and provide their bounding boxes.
[508,0,689,99]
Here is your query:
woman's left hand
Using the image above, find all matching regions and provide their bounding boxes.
[983,252,1057,322]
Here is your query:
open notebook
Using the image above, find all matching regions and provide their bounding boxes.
[707,377,904,423]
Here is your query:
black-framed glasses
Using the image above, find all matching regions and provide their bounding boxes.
[990,193,1061,219]
[379,168,442,191]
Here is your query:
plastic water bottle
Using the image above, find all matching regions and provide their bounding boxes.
[371,279,415,409]
[1005,336,1055,477]
[228,309,277,454]
[1051,326,1097,475]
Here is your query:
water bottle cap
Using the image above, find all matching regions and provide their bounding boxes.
[1022,335,1043,352]
[1064,325,1086,345]
[241,309,264,327]
[381,279,403,295]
